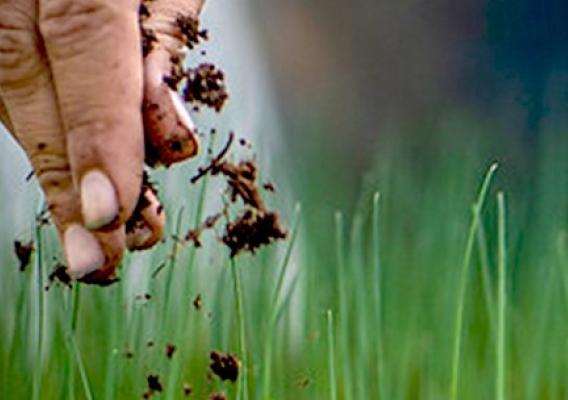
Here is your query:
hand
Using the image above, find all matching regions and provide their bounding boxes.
[0,0,204,284]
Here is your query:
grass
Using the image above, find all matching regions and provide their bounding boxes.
[1,117,568,399]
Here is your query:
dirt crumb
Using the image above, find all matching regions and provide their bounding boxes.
[165,343,176,359]
[183,383,193,397]
[48,264,72,288]
[126,172,158,235]
[208,393,227,400]
[143,374,163,398]
[192,294,203,310]
[175,14,209,49]
[183,64,228,112]
[209,351,240,382]
[14,240,33,272]
[222,209,287,258]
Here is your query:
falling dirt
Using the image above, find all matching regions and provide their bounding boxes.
[165,343,176,359]
[143,374,163,399]
[182,383,193,397]
[209,351,240,382]
[47,264,72,288]
[192,293,203,310]
[208,393,227,400]
[182,64,228,112]
[14,240,33,272]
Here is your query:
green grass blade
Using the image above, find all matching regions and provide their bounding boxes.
[231,259,249,400]
[496,192,507,400]
[450,163,498,400]
[327,309,337,400]
[32,208,45,400]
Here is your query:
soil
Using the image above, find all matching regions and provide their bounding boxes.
[182,383,193,397]
[189,133,287,257]
[14,240,33,272]
[143,374,163,399]
[183,64,228,112]
[208,393,227,400]
[192,293,202,310]
[126,172,158,235]
[48,264,72,288]
[165,343,176,359]
[175,14,209,50]
[209,351,240,382]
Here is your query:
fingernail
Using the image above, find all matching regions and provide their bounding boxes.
[169,89,195,131]
[81,170,119,230]
[64,224,105,279]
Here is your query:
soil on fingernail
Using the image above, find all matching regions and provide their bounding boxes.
[209,351,240,382]
[14,240,33,272]
[126,172,159,235]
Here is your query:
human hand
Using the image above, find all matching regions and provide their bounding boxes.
[0,0,204,284]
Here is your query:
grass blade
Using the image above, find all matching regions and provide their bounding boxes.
[450,163,498,400]
[327,309,337,400]
[496,192,507,400]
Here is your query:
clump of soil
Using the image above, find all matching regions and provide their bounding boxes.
[126,172,159,235]
[183,383,193,397]
[175,14,209,49]
[192,293,203,310]
[182,64,228,112]
[209,351,240,382]
[14,240,33,272]
[48,264,72,288]
[165,343,176,359]
[143,374,163,399]
[189,133,288,257]
[222,209,287,257]
[209,393,227,400]
[185,213,222,247]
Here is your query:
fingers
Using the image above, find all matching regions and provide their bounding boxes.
[38,0,144,228]
[0,1,125,283]
[141,0,205,166]
[126,180,165,250]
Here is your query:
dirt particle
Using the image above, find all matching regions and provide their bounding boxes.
[208,393,227,400]
[144,374,163,398]
[165,343,176,359]
[192,294,202,310]
[37,142,46,150]
[209,351,240,383]
[175,14,209,50]
[14,240,33,272]
[48,264,72,288]
[147,340,155,348]
[263,182,276,192]
[124,350,135,359]
[183,63,228,112]
[183,383,193,397]
[126,172,158,234]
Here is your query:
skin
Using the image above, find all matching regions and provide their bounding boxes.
[0,0,204,283]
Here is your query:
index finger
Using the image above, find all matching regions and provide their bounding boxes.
[38,0,144,229]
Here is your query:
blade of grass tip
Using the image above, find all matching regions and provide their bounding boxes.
[160,207,185,323]
[327,310,337,400]
[372,192,387,400]
[32,204,45,400]
[335,211,354,399]
[557,231,568,314]
[450,163,498,400]
[496,192,507,400]
[231,258,249,400]
[262,203,301,400]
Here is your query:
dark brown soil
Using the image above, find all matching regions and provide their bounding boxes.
[208,393,227,400]
[175,14,209,50]
[165,343,176,359]
[126,172,158,234]
[48,264,72,288]
[209,351,240,382]
[183,64,228,112]
[192,293,203,310]
[183,383,193,397]
[14,240,33,272]
[189,133,287,257]
[143,374,163,398]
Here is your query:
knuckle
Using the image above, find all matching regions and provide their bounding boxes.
[0,10,42,87]
[39,0,123,59]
